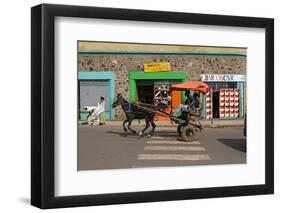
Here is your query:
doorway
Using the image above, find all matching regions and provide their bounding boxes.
[136,80,154,104]
[79,80,109,111]
[212,91,220,118]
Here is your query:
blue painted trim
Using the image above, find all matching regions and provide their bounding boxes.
[79,51,246,57]
[78,71,115,120]
[238,82,244,118]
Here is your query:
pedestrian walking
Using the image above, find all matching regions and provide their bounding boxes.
[96,96,106,125]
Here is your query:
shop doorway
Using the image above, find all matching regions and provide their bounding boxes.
[79,80,109,111]
[130,72,188,121]
[136,81,154,104]
[212,91,220,118]
[79,80,110,120]
[136,79,181,121]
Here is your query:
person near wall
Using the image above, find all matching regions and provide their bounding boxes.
[96,96,106,125]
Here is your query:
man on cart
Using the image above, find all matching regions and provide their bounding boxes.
[172,90,192,117]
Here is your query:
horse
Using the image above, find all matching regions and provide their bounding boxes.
[112,94,156,137]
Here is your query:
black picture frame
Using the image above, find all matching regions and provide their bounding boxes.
[31,3,274,209]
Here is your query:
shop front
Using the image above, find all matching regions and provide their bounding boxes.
[129,71,187,120]
[201,74,246,119]
[78,72,115,121]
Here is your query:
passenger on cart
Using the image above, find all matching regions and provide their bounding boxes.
[172,90,194,117]
[191,92,201,122]
[192,92,200,109]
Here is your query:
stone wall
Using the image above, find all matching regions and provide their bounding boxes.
[78,54,246,119]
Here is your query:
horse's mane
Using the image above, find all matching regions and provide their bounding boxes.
[119,95,129,103]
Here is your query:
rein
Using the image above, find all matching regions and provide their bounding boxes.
[116,96,149,115]
[119,99,132,113]
[121,100,143,114]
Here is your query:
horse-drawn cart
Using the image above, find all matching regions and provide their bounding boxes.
[134,81,209,142]
[112,81,209,142]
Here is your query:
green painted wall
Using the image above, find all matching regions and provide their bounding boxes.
[129,71,187,102]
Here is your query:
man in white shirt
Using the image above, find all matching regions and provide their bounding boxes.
[95,96,106,125]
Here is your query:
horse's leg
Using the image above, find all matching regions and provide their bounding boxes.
[147,118,156,138]
[123,117,129,132]
[127,118,137,135]
[139,117,150,136]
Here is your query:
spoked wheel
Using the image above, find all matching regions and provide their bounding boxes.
[181,126,197,142]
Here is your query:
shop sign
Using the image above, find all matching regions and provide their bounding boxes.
[144,62,171,72]
[200,74,246,82]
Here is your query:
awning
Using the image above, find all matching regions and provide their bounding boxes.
[171,81,209,94]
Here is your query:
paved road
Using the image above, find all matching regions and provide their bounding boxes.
[78,125,246,170]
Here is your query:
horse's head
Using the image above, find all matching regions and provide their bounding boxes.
[112,93,125,108]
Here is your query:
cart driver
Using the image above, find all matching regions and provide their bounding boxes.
[172,90,194,117]
[184,90,194,107]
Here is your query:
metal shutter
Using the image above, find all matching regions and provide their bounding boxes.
[79,80,109,111]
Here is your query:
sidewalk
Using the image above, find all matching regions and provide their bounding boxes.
[80,119,244,128]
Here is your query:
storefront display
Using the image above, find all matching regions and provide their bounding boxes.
[154,81,171,106]
[219,88,239,118]
[201,74,245,119]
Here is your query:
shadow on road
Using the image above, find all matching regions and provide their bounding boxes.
[105,130,137,137]
[217,138,246,152]
[105,130,178,139]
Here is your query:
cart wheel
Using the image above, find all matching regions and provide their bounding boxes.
[181,126,197,142]
[177,125,183,137]
[177,124,186,137]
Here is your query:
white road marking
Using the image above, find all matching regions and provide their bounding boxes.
[137,154,211,161]
[144,146,205,151]
[151,136,177,140]
[147,140,200,145]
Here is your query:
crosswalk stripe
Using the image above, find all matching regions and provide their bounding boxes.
[151,136,177,140]
[137,154,211,161]
[144,146,205,151]
[147,140,200,145]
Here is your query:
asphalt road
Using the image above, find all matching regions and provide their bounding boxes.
[78,124,246,170]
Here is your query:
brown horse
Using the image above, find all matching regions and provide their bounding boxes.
[112,94,156,137]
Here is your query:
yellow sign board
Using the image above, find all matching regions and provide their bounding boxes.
[144,62,171,72]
